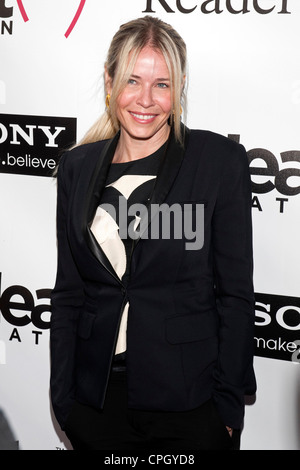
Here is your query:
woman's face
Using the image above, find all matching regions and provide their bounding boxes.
[109,46,173,146]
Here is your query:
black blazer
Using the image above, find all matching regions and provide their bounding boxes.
[50,125,256,431]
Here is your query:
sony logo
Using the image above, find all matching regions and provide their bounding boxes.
[0,123,66,148]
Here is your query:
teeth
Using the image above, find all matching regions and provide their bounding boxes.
[131,112,155,120]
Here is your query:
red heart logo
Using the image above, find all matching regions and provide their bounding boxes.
[16,0,86,38]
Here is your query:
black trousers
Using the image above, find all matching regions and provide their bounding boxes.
[64,370,238,451]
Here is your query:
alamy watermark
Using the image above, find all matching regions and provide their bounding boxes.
[98,199,204,251]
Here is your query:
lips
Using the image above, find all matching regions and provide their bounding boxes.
[129,112,157,122]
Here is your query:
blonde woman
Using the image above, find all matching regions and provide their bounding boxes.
[50,16,256,450]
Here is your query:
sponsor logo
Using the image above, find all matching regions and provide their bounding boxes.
[0,272,51,347]
[0,113,76,177]
[255,293,300,362]
[0,0,86,37]
[229,134,300,214]
[143,0,291,15]
[0,0,13,17]
[0,0,12,34]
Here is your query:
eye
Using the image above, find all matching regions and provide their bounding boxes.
[157,82,169,88]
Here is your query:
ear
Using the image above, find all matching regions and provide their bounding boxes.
[104,66,113,95]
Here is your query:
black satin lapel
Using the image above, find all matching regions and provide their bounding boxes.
[137,124,190,242]
[151,124,189,204]
[87,227,122,284]
[84,132,120,226]
[83,132,121,281]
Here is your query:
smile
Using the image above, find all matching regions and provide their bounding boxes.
[130,112,157,122]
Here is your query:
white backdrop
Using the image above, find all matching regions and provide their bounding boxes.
[0,0,299,450]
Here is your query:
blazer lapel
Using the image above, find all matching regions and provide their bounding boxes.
[83,132,123,283]
[84,132,120,226]
[82,124,189,279]
[136,124,190,243]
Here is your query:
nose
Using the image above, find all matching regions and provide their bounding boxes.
[136,85,154,108]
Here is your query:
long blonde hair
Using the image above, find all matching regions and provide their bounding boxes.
[78,16,187,146]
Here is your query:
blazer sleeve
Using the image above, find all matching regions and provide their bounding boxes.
[50,153,84,430]
[211,141,256,429]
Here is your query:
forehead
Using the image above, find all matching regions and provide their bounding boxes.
[131,46,169,76]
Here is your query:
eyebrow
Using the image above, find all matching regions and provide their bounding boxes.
[130,74,170,81]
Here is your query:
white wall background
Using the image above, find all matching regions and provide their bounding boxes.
[0,0,299,450]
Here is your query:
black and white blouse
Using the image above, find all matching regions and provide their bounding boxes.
[90,143,166,357]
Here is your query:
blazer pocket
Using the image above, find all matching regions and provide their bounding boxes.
[165,310,218,345]
[77,311,95,340]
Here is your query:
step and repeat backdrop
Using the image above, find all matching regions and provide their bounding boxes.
[0,0,299,450]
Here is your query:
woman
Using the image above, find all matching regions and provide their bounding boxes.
[50,16,256,450]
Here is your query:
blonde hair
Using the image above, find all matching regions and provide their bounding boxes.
[78,16,187,146]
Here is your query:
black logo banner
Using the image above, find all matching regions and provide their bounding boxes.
[0,114,77,177]
[254,293,300,362]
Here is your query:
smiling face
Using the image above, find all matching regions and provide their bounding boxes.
[106,46,173,151]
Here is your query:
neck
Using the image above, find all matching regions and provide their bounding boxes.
[113,126,170,163]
